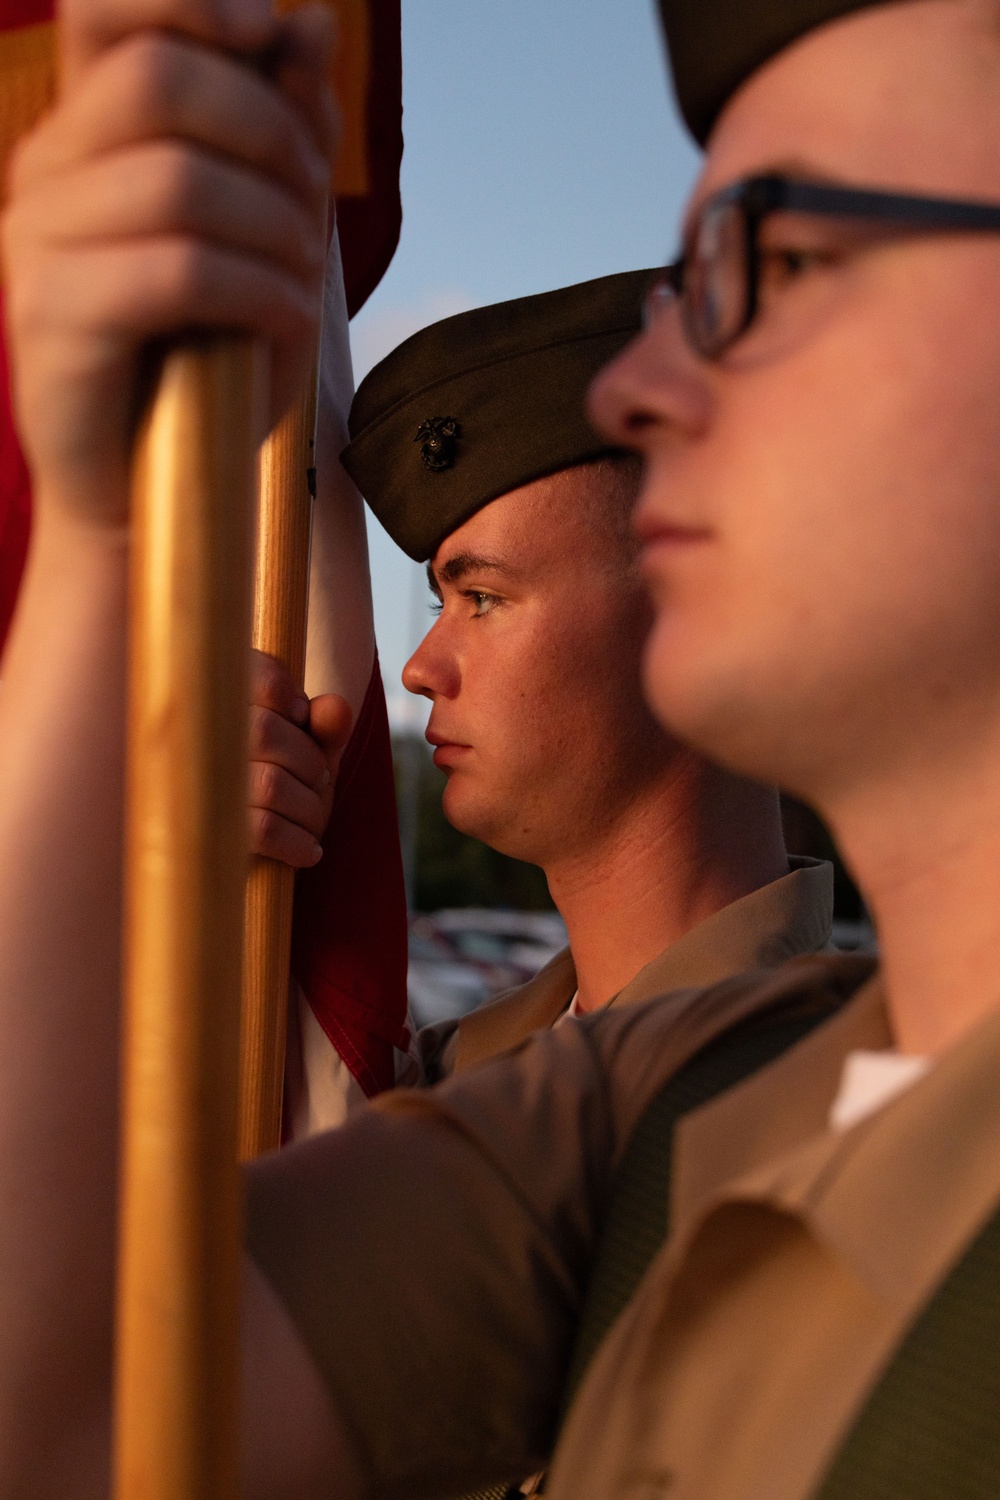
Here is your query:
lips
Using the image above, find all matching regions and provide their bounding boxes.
[425,725,471,770]
[635,498,713,577]
[634,510,713,547]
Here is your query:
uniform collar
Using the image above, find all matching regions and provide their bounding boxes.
[454,857,835,1071]
[611,856,834,1009]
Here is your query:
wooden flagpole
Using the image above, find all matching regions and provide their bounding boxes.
[114,334,263,1500]
[239,363,320,1159]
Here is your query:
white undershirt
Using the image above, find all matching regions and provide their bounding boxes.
[829,1049,932,1132]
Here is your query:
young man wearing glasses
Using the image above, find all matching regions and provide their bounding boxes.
[2,0,1000,1497]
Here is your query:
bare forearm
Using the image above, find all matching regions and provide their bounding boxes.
[0,506,128,1494]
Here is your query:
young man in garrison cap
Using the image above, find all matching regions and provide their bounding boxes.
[5,1,1000,1498]
[249,274,834,1119]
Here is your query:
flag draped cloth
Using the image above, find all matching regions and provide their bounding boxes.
[292,653,408,1100]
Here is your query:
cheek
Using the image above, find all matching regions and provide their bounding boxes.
[480,599,648,757]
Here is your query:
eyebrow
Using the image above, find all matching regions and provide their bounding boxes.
[426,552,519,596]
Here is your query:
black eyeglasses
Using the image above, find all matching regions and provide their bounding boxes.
[646,174,1000,359]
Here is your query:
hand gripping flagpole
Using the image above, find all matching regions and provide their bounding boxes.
[239,343,321,1159]
[114,334,264,1500]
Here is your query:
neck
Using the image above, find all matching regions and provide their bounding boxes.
[826,735,1000,1056]
[544,757,789,1013]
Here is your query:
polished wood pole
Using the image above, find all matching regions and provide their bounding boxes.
[114,335,263,1500]
[239,364,319,1159]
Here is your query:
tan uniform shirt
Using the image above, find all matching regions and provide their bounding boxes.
[419,854,835,1080]
[250,951,964,1500]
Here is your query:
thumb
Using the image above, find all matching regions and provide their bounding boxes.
[309,693,353,782]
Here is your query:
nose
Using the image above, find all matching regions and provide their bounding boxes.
[587,309,712,455]
[402,619,460,701]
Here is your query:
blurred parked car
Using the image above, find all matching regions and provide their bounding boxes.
[407,908,568,1028]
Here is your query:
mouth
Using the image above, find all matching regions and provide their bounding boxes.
[634,510,713,549]
[635,507,713,578]
[425,726,471,770]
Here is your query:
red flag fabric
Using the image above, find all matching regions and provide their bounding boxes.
[334,0,403,317]
[0,292,31,653]
[291,653,408,1100]
[0,0,55,655]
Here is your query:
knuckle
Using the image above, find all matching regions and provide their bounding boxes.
[258,761,285,804]
[250,808,282,851]
[158,236,207,301]
[145,142,200,220]
[255,654,291,710]
[124,33,180,118]
[254,708,285,758]
[248,806,272,853]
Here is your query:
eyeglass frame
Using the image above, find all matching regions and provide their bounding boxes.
[648,173,1000,359]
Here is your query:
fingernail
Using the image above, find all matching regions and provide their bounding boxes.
[322,766,331,787]
[291,695,310,726]
[310,841,323,864]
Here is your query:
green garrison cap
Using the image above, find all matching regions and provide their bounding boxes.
[341,269,652,562]
[658,0,892,144]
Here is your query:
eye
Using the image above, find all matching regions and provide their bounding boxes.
[466,590,500,617]
[760,246,829,282]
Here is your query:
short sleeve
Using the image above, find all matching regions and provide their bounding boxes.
[245,1016,620,1498]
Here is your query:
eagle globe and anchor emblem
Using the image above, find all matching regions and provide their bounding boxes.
[415,415,462,471]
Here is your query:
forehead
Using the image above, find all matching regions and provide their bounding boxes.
[694,0,1000,210]
[429,467,604,575]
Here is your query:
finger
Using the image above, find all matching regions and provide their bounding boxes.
[249,705,329,791]
[249,808,322,868]
[61,0,280,81]
[8,233,321,361]
[20,143,322,282]
[16,33,330,209]
[251,649,310,724]
[249,759,328,839]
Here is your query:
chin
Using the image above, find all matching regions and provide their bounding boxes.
[441,778,545,863]
[441,778,498,843]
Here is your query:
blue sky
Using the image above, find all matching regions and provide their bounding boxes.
[349,0,702,726]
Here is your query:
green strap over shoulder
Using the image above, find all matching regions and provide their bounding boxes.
[560,993,841,1415]
[814,1201,1000,1499]
[460,984,846,1500]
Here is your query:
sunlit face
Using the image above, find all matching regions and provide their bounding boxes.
[591,0,1000,808]
[402,463,673,866]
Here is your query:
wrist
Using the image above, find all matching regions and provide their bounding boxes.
[30,488,131,562]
